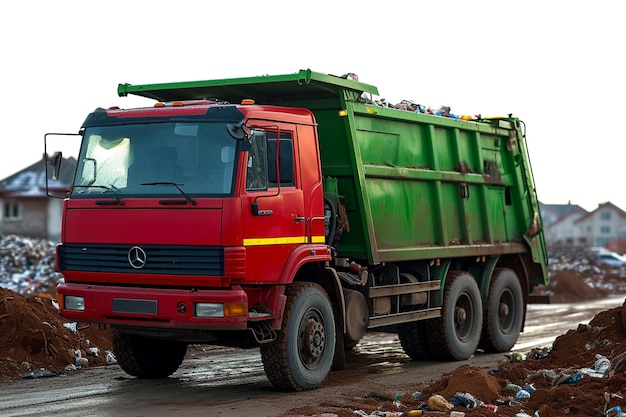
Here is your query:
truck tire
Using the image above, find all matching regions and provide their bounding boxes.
[480,268,524,352]
[425,271,482,360]
[112,329,187,378]
[398,320,434,360]
[260,282,336,391]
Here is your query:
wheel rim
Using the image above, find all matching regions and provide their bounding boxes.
[497,288,515,333]
[454,291,474,341]
[298,309,326,369]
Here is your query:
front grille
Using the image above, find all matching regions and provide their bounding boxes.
[58,244,223,275]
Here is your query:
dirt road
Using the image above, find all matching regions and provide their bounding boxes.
[1,295,624,417]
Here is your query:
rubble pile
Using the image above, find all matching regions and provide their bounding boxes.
[528,246,626,303]
[285,301,626,417]
[0,234,61,295]
[0,287,113,381]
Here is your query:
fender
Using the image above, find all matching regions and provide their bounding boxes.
[263,243,332,329]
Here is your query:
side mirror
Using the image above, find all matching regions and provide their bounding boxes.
[51,152,63,181]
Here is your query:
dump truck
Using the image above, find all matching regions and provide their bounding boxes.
[46,69,548,391]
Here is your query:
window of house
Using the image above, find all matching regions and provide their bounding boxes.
[601,211,612,221]
[3,201,20,220]
[600,226,612,234]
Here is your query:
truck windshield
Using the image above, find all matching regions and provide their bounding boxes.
[72,122,237,197]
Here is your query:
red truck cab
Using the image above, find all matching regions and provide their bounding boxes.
[55,99,335,387]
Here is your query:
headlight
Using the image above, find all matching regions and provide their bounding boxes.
[194,303,224,318]
[64,295,85,311]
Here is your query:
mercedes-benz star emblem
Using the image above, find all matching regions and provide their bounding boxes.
[128,246,147,269]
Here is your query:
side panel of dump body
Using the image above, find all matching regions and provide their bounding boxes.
[295,82,547,290]
[336,103,542,264]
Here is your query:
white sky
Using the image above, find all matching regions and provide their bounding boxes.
[1,1,624,212]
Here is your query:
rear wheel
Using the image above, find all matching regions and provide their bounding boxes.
[112,329,187,378]
[398,320,434,360]
[260,282,336,391]
[425,271,483,360]
[480,268,524,352]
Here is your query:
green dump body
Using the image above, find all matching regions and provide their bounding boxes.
[118,69,548,287]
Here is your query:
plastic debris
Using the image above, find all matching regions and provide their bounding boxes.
[106,350,117,364]
[505,352,524,362]
[595,354,611,373]
[515,389,531,399]
[19,368,57,379]
[507,383,523,392]
[451,392,478,408]
[528,346,550,359]
[63,322,78,332]
[427,394,454,412]
[483,404,498,412]
[603,406,622,416]
[557,372,583,385]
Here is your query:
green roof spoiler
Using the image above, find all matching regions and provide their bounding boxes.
[117,69,379,104]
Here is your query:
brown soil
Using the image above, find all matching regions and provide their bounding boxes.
[0,288,112,380]
[531,269,611,303]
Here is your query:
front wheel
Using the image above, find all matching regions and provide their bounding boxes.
[112,329,187,378]
[480,268,524,352]
[425,271,483,360]
[260,282,336,391]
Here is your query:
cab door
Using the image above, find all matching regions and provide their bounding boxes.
[241,127,305,284]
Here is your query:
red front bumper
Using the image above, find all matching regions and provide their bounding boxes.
[56,283,249,330]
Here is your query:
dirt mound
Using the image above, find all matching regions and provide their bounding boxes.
[285,300,626,417]
[532,269,611,303]
[0,288,113,381]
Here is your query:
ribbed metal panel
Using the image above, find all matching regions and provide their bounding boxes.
[58,244,223,275]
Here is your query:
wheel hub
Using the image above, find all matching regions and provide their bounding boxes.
[499,302,510,318]
[303,319,325,359]
[455,306,467,325]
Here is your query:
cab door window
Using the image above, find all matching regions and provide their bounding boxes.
[246,131,294,190]
[267,132,294,187]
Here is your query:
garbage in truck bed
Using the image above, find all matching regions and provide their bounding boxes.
[338,72,471,120]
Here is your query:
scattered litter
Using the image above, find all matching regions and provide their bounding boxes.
[20,368,57,379]
[63,322,78,332]
[106,350,117,364]
[427,394,454,411]
[451,392,478,408]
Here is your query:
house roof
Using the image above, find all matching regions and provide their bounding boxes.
[575,201,626,224]
[540,202,588,219]
[0,157,76,198]
[547,208,588,227]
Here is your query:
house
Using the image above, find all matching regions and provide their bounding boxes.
[540,202,588,247]
[540,201,626,252]
[574,202,626,252]
[0,156,75,242]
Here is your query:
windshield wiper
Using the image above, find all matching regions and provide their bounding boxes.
[73,184,124,205]
[141,182,197,206]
